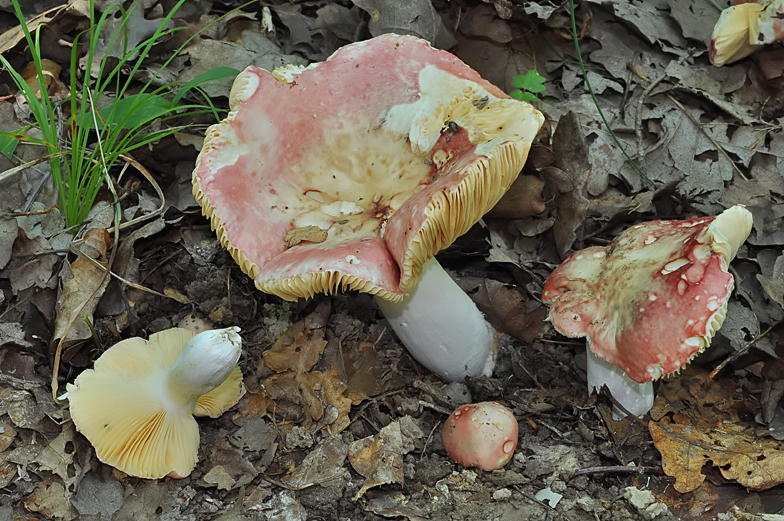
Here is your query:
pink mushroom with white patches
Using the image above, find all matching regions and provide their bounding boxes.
[441,402,519,471]
[192,34,544,382]
[542,206,753,417]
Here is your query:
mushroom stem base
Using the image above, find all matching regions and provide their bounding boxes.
[586,346,654,418]
[374,258,496,382]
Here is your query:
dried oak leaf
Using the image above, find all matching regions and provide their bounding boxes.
[349,421,405,500]
[485,174,546,219]
[650,417,784,492]
[459,277,546,343]
[262,321,326,373]
[53,228,112,347]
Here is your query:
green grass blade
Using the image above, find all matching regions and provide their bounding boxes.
[567,0,655,189]
[172,66,240,106]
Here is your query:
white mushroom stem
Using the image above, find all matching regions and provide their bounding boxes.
[163,327,243,412]
[374,258,496,382]
[586,346,653,418]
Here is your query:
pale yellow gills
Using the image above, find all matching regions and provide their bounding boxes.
[67,327,245,479]
[710,0,784,66]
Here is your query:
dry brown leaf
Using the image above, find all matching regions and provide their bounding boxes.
[24,480,73,520]
[232,391,276,422]
[650,418,784,493]
[53,228,112,348]
[21,59,68,99]
[321,365,352,433]
[349,421,405,500]
[262,321,326,373]
[0,420,16,452]
[258,319,354,426]
[486,174,546,219]
[263,371,324,425]
[343,341,384,403]
[282,436,350,489]
[0,1,90,55]
[459,277,546,343]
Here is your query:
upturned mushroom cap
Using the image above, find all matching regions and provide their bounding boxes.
[710,0,784,66]
[192,34,544,302]
[441,401,518,471]
[67,327,245,479]
[542,206,753,383]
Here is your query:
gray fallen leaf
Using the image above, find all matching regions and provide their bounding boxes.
[667,0,721,44]
[177,30,306,99]
[351,0,456,49]
[71,471,124,518]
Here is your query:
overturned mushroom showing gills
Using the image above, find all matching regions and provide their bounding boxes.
[67,327,245,479]
[710,0,784,66]
[542,206,753,417]
[442,401,518,471]
[192,34,544,382]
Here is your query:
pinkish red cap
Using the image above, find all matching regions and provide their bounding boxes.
[192,34,544,302]
[542,206,752,383]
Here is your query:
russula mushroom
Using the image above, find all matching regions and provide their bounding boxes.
[192,34,544,382]
[442,401,518,471]
[542,206,753,417]
[67,327,245,479]
[710,0,784,66]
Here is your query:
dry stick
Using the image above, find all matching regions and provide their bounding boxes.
[51,88,122,403]
[627,62,749,181]
[420,420,441,461]
[68,243,183,301]
[598,385,648,428]
[569,465,664,480]
[708,321,780,381]
[634,71,668,169]
[0,152,65,183]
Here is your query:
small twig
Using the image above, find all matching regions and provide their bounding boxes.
[9,204,58,217]
[627,61,749,181]
[708,321,780,381]
[537,420,567,438]
[418,399,453,416]
[634,71,668,167]
[598,385,648,428]
[260,474,308,491]
[420,420,440,461]
[516,362,548,392]
[413,378,457,409]
[512,485,558,512]
[569,465,664,480]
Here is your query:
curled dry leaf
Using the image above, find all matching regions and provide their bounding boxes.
[650,417,784,492]
[458,277,546,343]
[260,320,353,428]
[348,421,405,500]
[485,174,546,219]
[53,228,112,348]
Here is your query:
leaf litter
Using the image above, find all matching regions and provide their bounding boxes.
[0,0,783,519]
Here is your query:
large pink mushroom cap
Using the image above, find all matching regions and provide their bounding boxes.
[542,206,753,384]
[442,401,519,471]
[192,34,544,302]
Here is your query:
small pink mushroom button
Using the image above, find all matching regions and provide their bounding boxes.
[442,402,519,471]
